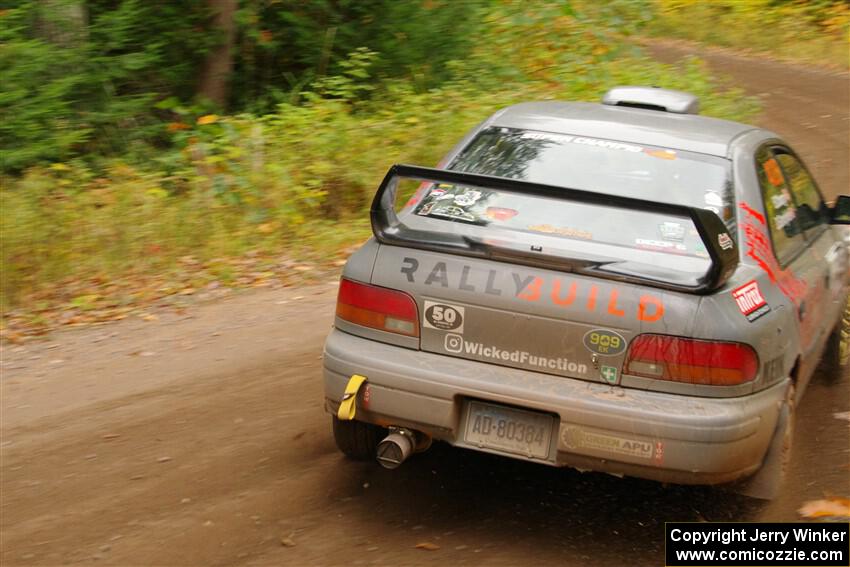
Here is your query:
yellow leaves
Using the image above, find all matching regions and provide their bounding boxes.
[146,187,168,199]
[250,271,276,287]
[197,114,219,126]
[1,330,26,344]
[414,542,440,551]
[799,498,850,519]
[70,294,100,311]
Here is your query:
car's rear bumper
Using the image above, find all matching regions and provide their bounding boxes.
[322,329,786,485]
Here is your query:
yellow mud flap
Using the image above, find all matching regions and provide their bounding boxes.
[337,374,368,421]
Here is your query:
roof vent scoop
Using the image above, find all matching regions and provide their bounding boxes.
[602,86,700,114]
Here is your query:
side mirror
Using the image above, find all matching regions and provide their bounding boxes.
[830,195,850,224]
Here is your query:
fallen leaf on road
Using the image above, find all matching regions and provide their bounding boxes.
[281,537,296,547]
[2,331,25,344]
[798,498,850,518]
[415,542,440,551]
[140,313,159,322]
[102,433,121,440]
[833,411,850,422]
[157,456,172,463]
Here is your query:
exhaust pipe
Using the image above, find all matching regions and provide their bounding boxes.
[376,428,416,469]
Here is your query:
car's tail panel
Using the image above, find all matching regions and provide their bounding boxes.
[371,245,698,386]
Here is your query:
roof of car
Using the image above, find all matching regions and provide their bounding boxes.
[486,101,759,158]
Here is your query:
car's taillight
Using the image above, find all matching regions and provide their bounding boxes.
[624,334,758,386]
[336,278,419,337]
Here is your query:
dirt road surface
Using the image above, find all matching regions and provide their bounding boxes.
[2,46,849,566]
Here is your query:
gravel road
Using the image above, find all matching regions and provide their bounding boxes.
[2,44,848,566]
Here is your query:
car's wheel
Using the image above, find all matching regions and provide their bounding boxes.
[332,417,383,460]
[823,297,850,374]
[733,382,795,500]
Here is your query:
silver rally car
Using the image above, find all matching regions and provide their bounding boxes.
[323,86,850,497]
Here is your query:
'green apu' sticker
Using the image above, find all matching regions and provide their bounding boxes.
[583,329,627,356]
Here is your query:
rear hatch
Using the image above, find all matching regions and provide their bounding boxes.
[368,165,739,385]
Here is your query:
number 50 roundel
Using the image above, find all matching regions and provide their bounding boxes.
[423,301,465,333]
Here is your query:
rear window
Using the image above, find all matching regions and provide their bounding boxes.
[400,128,734,264]
[449,127,735,223]
[409,182,710,261]
[394,176,721,289]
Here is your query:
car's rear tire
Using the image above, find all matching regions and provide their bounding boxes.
[332,417,383,460]
[823,297,850,374]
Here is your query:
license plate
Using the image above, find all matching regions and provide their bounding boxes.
[463,401,554,460]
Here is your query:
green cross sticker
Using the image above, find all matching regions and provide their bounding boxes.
[601,366,618,384]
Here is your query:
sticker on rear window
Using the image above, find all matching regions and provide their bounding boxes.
[658,221,685,241]
[485,207,518,222]
[416,185,484,224]
[732,281,771,322]
[430,205,477,222]
[453,190,481,207]
[528,224,593,240]
[635,238,687,253]
[423,301,465,332]
[520,132,643,153]
[643,148,677,160]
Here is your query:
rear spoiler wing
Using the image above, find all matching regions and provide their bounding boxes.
[370,164,739,294]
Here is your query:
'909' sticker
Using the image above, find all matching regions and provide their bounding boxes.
[582,329,627,356]
[423,301,465,333]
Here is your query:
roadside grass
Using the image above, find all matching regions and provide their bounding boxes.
[1,20,760,339]
[647,0,849,69]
